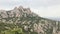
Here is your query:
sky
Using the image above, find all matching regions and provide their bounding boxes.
[0,0,60,18]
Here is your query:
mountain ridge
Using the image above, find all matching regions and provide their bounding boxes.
[0,6,60,34]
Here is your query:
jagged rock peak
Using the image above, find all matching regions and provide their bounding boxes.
[0,6,39,18]
[13,6,32,15]
[14,7,18,10]
[14,6,23,10]
[18,6,23,9]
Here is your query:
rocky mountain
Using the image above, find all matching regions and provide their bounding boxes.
[0,6,60,34]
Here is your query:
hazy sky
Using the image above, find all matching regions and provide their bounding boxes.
[0,0,60,17]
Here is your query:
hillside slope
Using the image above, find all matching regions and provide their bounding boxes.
[0,6,60,34]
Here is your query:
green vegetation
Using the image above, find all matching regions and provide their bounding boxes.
[0,22,38,34]
[1,27,24,34]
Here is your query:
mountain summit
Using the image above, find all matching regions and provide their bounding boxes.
[0,6,60,34]
[0,6,38,18]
